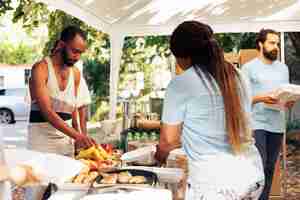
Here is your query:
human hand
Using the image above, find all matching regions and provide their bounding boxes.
[261,95,278,104]
[285,101,295,109]
[74,134,94,150]
[81,132,97,145]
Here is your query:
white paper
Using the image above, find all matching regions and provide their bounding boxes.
[271,84,300,103]
[121,145,156,163]
[265,84,300,110]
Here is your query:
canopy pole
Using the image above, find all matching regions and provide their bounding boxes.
[109,34,124,120]
[280,31,287,199]
[280,32,285,63]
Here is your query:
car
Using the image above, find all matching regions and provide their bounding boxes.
[0,88,30,124]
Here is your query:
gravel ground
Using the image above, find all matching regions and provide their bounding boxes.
[285,140,300,199]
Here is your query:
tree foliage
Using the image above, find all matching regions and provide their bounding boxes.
[215,32,256,52]
[0,0,110,95]
[0,42,38,64]
[0,0,13,16]
[83,59,110,99]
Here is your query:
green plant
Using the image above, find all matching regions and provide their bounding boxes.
[286,119,300,133]
[83,59,110,99]
[90,101,123,122]
[0,42,39,64]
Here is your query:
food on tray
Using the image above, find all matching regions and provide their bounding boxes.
[76,145,109,160]
[96,171,148,185]
[128,175,147,184]
[73,172,87,184]
[9,165,27,186]
[75,145,121,171]
[82,171,99,184]
[117,171,132,183]
[68,144,122,185]
[72,170,99,184]
[100,173,118,184]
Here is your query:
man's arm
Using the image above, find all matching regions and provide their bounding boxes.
[72,109,80,132]
[73,69,91,135]
[31,61,93,147]
[78,106,88,134]
[72,106,88,134]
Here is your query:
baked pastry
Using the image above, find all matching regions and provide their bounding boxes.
[83,171,99,184]
[117,171,132,183]
[100,173,118,184]
[129,176,147,184]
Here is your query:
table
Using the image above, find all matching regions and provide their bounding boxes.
[48,190,87,200]
[48,187,172,200]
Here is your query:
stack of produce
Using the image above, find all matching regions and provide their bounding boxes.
[76,144,121,170]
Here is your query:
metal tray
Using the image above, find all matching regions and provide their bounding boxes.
[93,169,158,188]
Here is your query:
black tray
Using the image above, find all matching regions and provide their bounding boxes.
[93,169,158,187]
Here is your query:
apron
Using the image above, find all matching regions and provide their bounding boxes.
[27,120,74,157]
[185,145,265,200]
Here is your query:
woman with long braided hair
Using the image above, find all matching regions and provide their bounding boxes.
[155,21,264,199]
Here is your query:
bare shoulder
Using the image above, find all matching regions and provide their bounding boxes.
[31,59,49,82]
[32,59,48,74]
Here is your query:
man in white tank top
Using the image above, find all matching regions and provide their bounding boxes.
[28,26,95,156]
[25,25,95,200]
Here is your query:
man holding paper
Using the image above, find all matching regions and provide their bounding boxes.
[242,29,292,200]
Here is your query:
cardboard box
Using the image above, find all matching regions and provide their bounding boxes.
[239,49,258,66]
[224,52,239,65]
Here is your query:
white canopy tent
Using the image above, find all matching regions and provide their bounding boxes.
[38,0,300,119]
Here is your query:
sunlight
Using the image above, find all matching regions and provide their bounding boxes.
[255,0,300,21]
[84,0,95,5]
[127,0,228,25]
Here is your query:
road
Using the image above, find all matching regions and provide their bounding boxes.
[1,121,28,149]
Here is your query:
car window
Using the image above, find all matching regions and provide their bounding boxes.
[1,88,26,96]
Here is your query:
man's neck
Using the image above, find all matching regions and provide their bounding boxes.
[258,53,274,65]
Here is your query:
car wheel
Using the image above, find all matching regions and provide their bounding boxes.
[0,109,14,124]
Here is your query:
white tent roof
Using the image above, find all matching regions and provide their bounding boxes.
[38,0,300,119]
[39,0,300,35]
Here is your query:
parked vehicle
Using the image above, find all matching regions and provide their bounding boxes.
[0,88,30,124]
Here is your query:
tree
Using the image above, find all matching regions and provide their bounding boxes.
[215,33,239,52]
[0,42,38,64]
[287,33,300,57]
[83,59,110,99]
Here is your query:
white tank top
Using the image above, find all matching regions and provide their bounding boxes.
[31,57,77,115]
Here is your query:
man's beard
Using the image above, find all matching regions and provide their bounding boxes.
[263,47,278,61]
[62,47,77,67]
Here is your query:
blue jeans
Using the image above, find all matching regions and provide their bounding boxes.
[254,129,283,200]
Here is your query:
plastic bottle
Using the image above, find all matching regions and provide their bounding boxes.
[150,131,158,141]
[133,132,140,141]
[127,132,134,141]
[140,131,148,142]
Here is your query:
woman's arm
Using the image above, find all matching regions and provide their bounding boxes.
[155,123,182,164]
[252,94,278,105]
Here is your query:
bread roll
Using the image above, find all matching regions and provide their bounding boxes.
[9,165,27,186]
[129,176,146,184]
